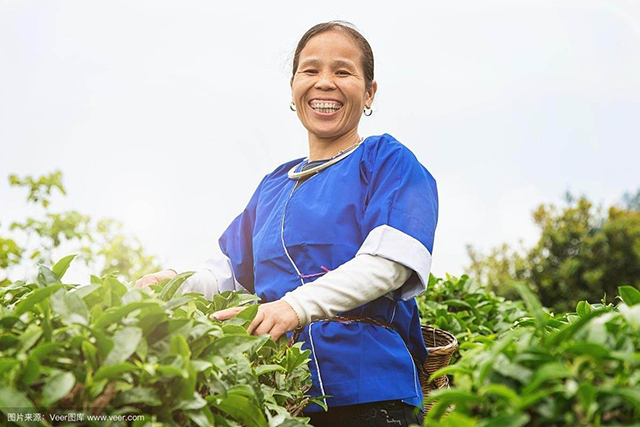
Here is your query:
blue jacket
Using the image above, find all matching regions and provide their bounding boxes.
[218,133,439,412]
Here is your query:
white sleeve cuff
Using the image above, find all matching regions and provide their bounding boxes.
[355,224,433,300]
[180,244,249,300]
[180,268,219,300]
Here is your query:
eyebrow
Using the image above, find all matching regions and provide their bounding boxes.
[298,58,356,69]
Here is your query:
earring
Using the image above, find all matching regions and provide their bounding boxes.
[290,102,296,112]
[364,106,373,116]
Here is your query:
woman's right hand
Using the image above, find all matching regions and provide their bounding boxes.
[134,269,178,290]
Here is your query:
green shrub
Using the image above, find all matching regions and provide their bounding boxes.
[417,274,528,363]
[0,255,318,427]
[422,283,640,426]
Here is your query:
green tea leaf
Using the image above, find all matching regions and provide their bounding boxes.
[81,340,98,368]
[37,265,59,286]
[18,324,42,354]
[0,386,34,416]
[30,342,64,363]
[170,334,191,360]
[179,363,197,400]
[14,284,65,315]
[598,387,640,411]
[0,334,20,351]
[619,285,640,307]
[103,327,142,365]
[493,355,533,384]
[74,284,102,300]
[205,335,259,359]
[0,358,20,375]
[619,303,640,332]
[0,316,20,329]
[287,349,311,373]
[522,362,572,395]
[19,357,40,386]
[135,336,148,361]
[157,364,186,378]
[50,288,90,325]
[481,383,522,405]
[159,271,195,302]
[255,364,286,376]
[52,254,77,280]
[565,342,610,359]
[424,389,481,419]
[576,300,593,318]
[547,308,608,347]
[78,325,114,359]
[185,407,215,427]
[514,283,546,333]
[104,276,128,306]
[235,303,259,322]
[94,362,137,381]
[484,413,530,427]
[41,371,75,406]
[93,301,159,329]
[236,293,262,305]
[173,391,208,411]
[164,295,196,311]
[427,365,473,382]
[191,360,212,373]
[113,387,162,407]
[210,394,267,427]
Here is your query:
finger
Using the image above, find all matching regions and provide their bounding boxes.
[269,326,286,342]
[253,316,275,336]
[210,307,244,321]
[210,307,240,321]
[136,279,151,290]
[246,311,266,335]
[136,276,155,289]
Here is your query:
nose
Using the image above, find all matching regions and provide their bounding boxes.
[314,71,337,90]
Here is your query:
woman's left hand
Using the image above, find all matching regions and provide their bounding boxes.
[210,300,300,341]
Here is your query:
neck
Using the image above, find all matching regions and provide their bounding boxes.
[308,128,361,161]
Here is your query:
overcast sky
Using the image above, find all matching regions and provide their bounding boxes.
[1,0,639,284]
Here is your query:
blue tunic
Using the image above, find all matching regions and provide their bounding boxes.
[218,133,439,412]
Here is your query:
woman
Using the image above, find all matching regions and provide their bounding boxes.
[136,20,438,427]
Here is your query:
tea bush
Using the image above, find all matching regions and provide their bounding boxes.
[0,255,319,427]
[3,252,639,427]
[422,282,640,426]
[416,274,529,364]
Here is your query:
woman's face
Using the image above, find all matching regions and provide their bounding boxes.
[291,30,377,141]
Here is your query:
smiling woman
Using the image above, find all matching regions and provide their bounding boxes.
[135,20,438,427]
[290,24,377,162]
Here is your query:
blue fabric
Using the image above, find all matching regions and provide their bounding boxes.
[218,133,439,412]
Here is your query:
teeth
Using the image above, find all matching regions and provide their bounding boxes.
[310,100,343,112]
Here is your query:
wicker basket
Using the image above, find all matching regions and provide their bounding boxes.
[418,325,459,413]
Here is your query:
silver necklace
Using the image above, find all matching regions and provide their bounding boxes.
[287,137,365,180]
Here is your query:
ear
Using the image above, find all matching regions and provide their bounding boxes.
[365,80,378,107]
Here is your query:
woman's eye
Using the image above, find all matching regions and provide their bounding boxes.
[337,70,351,75]
[303,69,318,74]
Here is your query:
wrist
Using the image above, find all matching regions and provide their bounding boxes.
[281,294,308,327]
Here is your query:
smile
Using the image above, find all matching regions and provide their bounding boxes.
[309,99,343,114]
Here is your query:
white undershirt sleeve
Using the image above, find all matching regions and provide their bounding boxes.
[280,254,413,327]
[179,244,249,300]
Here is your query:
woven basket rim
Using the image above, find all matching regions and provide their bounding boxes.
[421,325,459,353]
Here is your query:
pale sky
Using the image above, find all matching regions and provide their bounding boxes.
[1,0,639,284]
